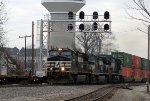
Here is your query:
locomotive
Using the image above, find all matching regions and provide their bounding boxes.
[46,48,93,84]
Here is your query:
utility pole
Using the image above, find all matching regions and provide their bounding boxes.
[147,25,150,93]
[19,35,31,70]
[32,21,35,76]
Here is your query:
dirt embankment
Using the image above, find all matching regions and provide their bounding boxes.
[108,85,150,101]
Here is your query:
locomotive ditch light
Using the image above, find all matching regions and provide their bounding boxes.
[92,22,98,30]
[68,24,73,31]
[104,11,110,19]
[93,11,98,19]
[79,24,85,31]
[104,24,109,30]
[61,67,65,72]
[68,11,74,19]
[79,11,85,19]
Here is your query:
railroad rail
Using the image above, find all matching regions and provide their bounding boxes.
[0,83,50,88]
[0,82,145,88]
[0,83,104,88]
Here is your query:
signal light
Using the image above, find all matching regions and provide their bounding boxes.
[79,11,85,19]
[92,22,98,30]
[68,24,73,31]
[68,11,74,19]
[104,24,109,30]
[79,24,85,31]
[93,11,98,19]
[104,11,110,19]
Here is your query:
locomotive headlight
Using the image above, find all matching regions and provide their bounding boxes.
[58,48,63,51]
[61,67,65,72]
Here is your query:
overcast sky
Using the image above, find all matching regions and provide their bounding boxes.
[5,0,150,58]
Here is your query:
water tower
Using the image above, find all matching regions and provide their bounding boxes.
[41,0,85,49]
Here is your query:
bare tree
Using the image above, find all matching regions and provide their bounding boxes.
[90,32,117,55]
[76,32,97,54]
[127,0,150,93]
[0,0,7,54]
[127,0,150,25]
[101,34,118,54]
[76,26,117,55]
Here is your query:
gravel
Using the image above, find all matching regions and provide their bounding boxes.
[0,85,107,101]
[109,85,150,101]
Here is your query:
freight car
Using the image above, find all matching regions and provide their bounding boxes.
[112,52,150,83]
[0,70,39,85]
[46,48,150,84]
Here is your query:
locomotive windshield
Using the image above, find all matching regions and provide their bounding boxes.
[49,51,59,57]
[48,49,72,61]
[61,51,72,58]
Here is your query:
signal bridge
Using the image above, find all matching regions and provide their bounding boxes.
[41,13,111,33]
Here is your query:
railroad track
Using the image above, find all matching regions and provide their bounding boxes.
[64,83,145,101]
[64,85,116,101]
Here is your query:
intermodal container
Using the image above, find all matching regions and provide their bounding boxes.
[133,69,142,81]
[142,70,149,78]
[111,52,132,67]
[141,58,149,70]
[132,55,141,69]
[121,67,133,77]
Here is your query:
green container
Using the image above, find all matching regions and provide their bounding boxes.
[100,55,112,63]
[100,55,112,59]
[141,58,150,70]
[111,52,132,67]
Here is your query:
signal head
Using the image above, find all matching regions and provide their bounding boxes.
[79,24,85,31]
[104,24,109,30]
[104,11,110,19]
[93,11,98,19]
[68,11,74,19]
[79,11,85,19]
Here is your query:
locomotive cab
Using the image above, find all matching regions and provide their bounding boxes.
[46,48,77,83]
[47,48,76,73]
